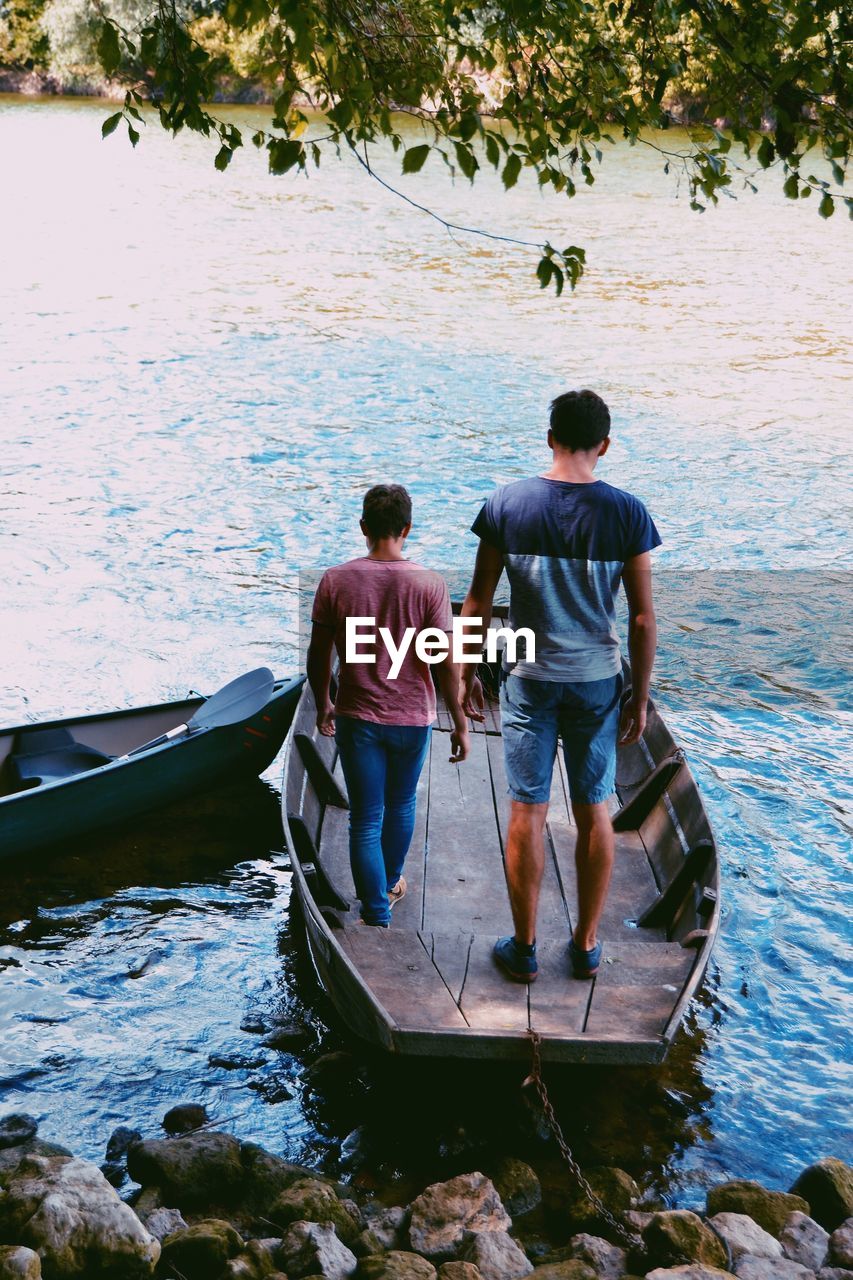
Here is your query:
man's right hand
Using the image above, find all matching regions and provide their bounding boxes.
[461,672,486,723]
[619,695,647,746]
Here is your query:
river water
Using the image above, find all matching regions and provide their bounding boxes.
[0,96,850,1214]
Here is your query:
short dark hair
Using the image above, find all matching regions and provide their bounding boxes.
[549,389,611,450]
[361,484,412,539]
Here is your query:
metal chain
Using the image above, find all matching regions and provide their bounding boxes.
[524,1029,644,1256]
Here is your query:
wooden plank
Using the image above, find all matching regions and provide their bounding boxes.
[665,764,714,850]
[585,937,695,1039]
[421,931,473,1005]
[640,797,686,891]
[422,731,511,935]
[338,927,469,1031]
[527,937,592,1036]
[457,935,529,1032]
[302,774,323,847]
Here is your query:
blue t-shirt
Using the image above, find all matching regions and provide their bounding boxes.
[472,476,661,681]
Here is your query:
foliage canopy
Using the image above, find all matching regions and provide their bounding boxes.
[94,0,852,291]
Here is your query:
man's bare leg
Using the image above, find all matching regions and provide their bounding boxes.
[571,800,614,949]
[505,800,549,945]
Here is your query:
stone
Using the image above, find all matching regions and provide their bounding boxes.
[491,1159,542,1218]
[565,1169,640,1232]
[141,1207,188,1241]
[270,1177,362,1245]
[262,1020,313,1050]
[220,1243,280,1280]
[0,1140,73,1188]
[358,1252,438,1279]
[126,1131,244,1206]
[340,1127,369,1171]
[527,1263,596,1279]
[362,1204,407,1250]
[105,1126,142,1163]
[161,1219,244,1278]
[734,1256,814,1279]
[353,1229,387,1258]
[706,1182,810,1238]
[645,1269,737,1280]
[409,1173,511,1261]
[0,1117,38,1150]
[791,1162,853,1233]
[708,1213,783,1261]
[460,1230,533,1280]
[830,1222,853,1268]
[278,1220,357,1278]
[162,1102,209,1134]
[565,1232,626,1279]
[818,1270,853,1279]
[241,1141,331,1213]
[303,1052,358,1087]
[437,1266,483,1279]
[0,1154,160,1277]
[0,1246,42,1279]
[643,1210,728,1270]
[782,1213,831,1271]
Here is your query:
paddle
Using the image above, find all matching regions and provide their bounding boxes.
[119,667,276,760]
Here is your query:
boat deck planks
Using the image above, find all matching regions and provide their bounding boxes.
[284,666,717,1063]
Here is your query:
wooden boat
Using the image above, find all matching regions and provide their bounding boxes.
[0,672,304,859]
[281,616,720,1065]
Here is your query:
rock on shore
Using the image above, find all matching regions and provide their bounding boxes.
[0,1110,851,1280]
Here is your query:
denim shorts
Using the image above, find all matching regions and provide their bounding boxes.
[499,670,623,806]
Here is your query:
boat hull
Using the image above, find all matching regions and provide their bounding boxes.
[0,677,303,859]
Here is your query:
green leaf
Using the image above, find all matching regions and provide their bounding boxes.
[268,138,303,174]
[484,133,500,168]
[402,145,430,174]
[127,123,140,148]
[536,257,553,289]
[551,265,565,297]
[783,173,799,199]
[97,21,121,77]
[215,146,232,171]
[454,141,478,181]
[101,112,122,140]
[502,153,522,189]
[757,136,775,169]
[818,192,834,219]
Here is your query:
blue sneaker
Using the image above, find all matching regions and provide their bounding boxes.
[493,936,538,983]
[569,937,602,978]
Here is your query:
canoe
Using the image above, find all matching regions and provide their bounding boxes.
[281,615,720,1065]
[0,673,304,859]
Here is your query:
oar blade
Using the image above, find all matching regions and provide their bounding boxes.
[188,667,276,732]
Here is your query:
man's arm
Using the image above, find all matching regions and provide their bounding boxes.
[307,622,336,736]
[620,551,657,745]
[459,539,505,721]
[435,654,470,763]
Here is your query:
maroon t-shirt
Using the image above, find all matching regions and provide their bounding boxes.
[311,558,453,727]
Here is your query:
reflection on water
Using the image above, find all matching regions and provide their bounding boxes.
[0,95,850,1208]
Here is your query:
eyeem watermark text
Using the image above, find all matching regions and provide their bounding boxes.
[344,617,535,678]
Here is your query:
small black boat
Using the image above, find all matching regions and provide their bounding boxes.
[0,669,303,859]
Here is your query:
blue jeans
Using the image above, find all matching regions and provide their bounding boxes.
[500,671,623,805]
[335,716,431,925]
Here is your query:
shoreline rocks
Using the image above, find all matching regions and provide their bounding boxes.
[0,1111,850,1280]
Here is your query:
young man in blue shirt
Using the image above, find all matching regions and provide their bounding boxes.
[461,389,660,981]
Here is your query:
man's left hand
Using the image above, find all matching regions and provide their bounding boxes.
[316,702,336,737]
